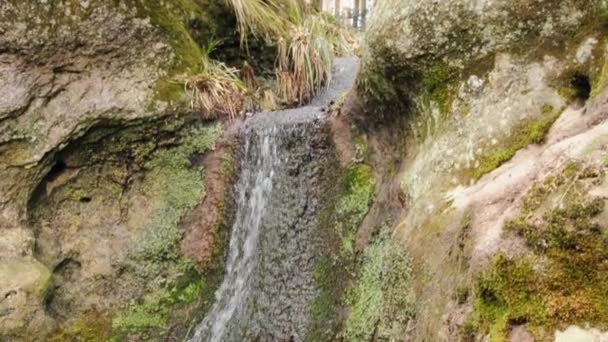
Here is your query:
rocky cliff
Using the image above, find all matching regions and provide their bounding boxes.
[339,0,608,340]
[0,1,240,340]
[4,0,608,341]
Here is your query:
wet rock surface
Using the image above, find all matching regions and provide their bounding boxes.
[194,117,336,342]
[191,59,358,342]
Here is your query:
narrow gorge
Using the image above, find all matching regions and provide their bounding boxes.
[3,1,608,342]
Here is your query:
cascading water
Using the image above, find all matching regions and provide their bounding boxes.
[190,58,359,342]
[190,127,278,342]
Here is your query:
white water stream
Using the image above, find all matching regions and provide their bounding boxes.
[190,128,278,342]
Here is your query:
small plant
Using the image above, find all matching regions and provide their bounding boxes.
[226,0,355,106]
[184,41,249,120]
[276,13,334,104]
[345,230,416,341]
[275,1,353,105]
[469,162,608,340]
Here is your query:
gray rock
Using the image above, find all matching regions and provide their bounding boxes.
[0,1,229,339]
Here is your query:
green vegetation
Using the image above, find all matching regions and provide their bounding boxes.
[185,0,354,112]
[344,230,415,341]
[46,123,225,341]
[420,64,460,115]
[471,111,559,180]
[135,124,223,264]
[336,164,375,256]
[51,311,113,342]
[112,280,204,332]
[184,40,248,119]
[127,0,212,106]
[469,162,608,341]
[112,124,223,338]
[308,255,342,342]
[276,11,335,104]
[128,0,206,73]
[224,0,286,44]
[307,163,375,341]
[356,64,399,105]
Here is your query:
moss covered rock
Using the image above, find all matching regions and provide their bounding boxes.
[0,1,239,340]
[0,259,53,339]
[356,0,607,123]
[344,1,608,341]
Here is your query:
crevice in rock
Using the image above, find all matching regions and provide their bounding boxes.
[2,290,16,301]
[53,258,82,277]
[45,258,83,319]
[571,72,591,102]
[46,159,67,182]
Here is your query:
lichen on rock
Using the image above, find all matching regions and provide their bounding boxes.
[343,1,608,341]
[356,0,607,124]
[470,160,608,341]
[0,0,241,340]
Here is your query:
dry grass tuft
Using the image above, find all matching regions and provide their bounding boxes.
[275,2,353,105]
[184,41,248,120]
[182,0,357,119]
[224,0,286,44]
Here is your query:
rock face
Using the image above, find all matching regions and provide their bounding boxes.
[355,0,607,123]
[342,0,608,341]
[0,1,237,340]
[191,109,339,342]
[4,0,608,340]
[190,59,362,341]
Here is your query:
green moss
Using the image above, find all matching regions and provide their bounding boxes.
[469,162,608,341]
[112,278,204,333]
[51,311,113,342]
[308,255,341,341]
[471,112,559,180]
[344,230,415,341]
[420,64,460,116]
[128,0,205,74]
[134,124,223,263]
[123,0,236,105]
[336,164,375,256]
[472,254,546,342]
[112,124,223,339]
[307,162,376,341]
[153,79,189,106]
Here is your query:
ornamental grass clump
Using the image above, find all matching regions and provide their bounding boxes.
[276,12,334,104]
[184,41,248,120]
[227,0,354,106]
[223,0,286,44]
[185,0,356,118]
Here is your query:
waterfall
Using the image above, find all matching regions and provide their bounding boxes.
[190,127,279,342]
[189,58,358,342]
